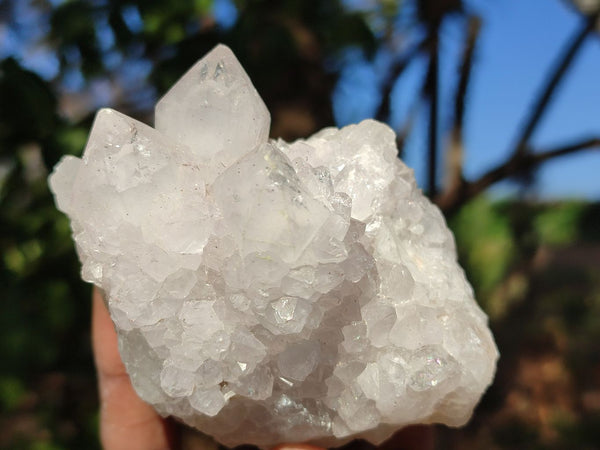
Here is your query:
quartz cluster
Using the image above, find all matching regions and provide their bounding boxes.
[49,45,498,448]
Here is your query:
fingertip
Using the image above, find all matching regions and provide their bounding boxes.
[92,287,127,379]
[92,288,176,450]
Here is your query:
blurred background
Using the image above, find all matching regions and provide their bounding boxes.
[1,0,600,448]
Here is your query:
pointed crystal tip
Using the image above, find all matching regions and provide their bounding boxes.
[155,44,270,179]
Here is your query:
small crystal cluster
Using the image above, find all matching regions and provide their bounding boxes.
[49,45,498,448]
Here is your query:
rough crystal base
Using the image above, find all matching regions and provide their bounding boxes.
[49,44,498,449]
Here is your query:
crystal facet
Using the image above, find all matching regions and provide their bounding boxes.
[155,44,270,182]
[49,44,498,449]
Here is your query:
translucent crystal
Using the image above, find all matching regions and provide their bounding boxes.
[155,44,270,182]
[48,44,498,449]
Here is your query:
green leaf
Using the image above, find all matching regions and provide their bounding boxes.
[450,197,515,298]
[534,201,585,246]
[0,376,26,411]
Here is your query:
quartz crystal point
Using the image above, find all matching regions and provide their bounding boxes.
[155,44,270,182]
[49,44,498,449]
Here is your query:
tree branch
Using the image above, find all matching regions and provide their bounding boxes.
[395,96,421,157]
[436,136,600,215]
[511,11,599,157]
[425,28,440,197]
[375,39,424,123]
[445,15,481,193]
[529,137,600,165]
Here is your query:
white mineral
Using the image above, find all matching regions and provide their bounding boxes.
[49,44,498,448]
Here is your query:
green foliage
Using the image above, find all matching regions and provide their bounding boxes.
[444,196,600,449]
[0,59,59,147]
[450,196,515,298]
[0,56,95,448]
[0,1,379,447]
[534,201,586,245]
[51,2,103,77]
[1,1,599,449]
[0,376,26,411]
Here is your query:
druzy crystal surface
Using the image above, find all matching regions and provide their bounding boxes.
[49,45,498,448]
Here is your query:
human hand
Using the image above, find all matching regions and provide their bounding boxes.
[92,288,432,450]
[93,288,178,450]
[93,288,321,450]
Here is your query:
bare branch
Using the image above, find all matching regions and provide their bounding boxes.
[511,11,599,157]
[529,137,600,164]
[436,136,600,214]
[375,39,424,123]
[424,29,440,198]
[395,96,421,157]
[445,15,481,193]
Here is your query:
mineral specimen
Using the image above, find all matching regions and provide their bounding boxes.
[49,44,498,448]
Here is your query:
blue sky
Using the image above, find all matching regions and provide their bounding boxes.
[465,0,600,199]
[2,0,599,199]
[335,0,600,199]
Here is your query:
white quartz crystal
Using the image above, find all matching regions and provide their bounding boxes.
[49,44,498,449]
